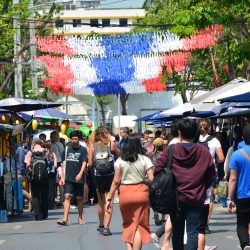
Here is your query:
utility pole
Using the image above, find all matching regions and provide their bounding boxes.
[91,94,96,130]
[13,0,23,98]
[29,0,38,89]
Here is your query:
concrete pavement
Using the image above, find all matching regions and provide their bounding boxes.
[0,203,240,250]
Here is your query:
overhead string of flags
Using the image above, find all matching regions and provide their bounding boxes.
[36,25,223,95]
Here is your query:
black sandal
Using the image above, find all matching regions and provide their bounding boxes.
[57,220,68,226]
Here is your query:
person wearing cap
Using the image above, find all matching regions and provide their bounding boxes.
[228,125,250,250]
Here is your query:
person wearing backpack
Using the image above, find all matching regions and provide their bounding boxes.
[199,119,224,243]
[154,119,216,250]
[88,126,120,236]
[57,130,88,226]
[25,138,51,221]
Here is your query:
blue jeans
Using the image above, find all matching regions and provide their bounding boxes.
[170,202,203,250]
[12,179,23,212]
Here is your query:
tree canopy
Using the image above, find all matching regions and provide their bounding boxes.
[0,0,61,99]
[139,0,250,101]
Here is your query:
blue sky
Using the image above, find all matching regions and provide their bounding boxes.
[100,0,145,8]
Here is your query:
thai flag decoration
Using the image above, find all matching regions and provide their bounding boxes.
[36,25,222,95]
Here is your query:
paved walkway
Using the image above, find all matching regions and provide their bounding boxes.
[0,203,239,250]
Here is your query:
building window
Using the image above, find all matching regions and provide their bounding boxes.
[73,19,81,27]
[55,20,64,28]
[119,18,128,27]
[65,4,70,10]
[102,19,110,27]
[90,19,99,27]
[71,4,76,10]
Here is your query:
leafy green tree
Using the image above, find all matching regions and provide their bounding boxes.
[0,0,61,99]
[95,95,113,125]
[140,0,249,102]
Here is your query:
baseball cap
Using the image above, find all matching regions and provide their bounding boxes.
[243,125,250,138]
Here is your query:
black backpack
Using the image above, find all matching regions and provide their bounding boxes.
[93,142,114,174]
[199,135,213,149]
[30,150,49,181]
[149,144,178,214]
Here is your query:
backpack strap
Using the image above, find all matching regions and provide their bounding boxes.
[54,142,63,157]
[240,149,250,161]
[164,144,179,217]
[203,135,214,144]
[165,144,175,169]
[93,142,111,157]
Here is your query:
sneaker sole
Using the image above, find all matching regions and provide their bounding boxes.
[205,246,217,250]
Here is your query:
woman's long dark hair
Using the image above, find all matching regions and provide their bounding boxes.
[121,133,145,162]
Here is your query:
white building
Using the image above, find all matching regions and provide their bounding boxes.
[53,8,145,36]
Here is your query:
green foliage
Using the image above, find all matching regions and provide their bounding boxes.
[96,95,113,125]
[138,0,250,102]
[0,0,62,97]
[23,77,52,100]
[95,95,112,106]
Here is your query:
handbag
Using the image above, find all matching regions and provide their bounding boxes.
[217,181,228,198]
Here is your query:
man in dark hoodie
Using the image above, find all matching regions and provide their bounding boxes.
[155,119,216,250]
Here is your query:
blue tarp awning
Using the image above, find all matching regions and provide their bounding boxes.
[134,111,162,121]
[219,92,250,103]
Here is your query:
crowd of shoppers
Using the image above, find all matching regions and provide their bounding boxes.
[13,118,250,250]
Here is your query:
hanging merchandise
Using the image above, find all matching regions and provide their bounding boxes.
[36,25,223,95]
[32,119,38,130]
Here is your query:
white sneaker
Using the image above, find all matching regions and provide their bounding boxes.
[205,246,217,250]
[243,246,250,250]
[70,205,77,209]
[151,233,159,243]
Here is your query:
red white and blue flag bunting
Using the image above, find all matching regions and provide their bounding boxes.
[36,25,222,95]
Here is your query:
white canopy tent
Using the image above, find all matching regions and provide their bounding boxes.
[161,103,194,116]
[161,77,250,116]
[190,77,249,105]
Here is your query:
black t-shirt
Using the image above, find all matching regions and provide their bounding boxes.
[62,145,87,183]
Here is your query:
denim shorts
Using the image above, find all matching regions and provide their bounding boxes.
[64,181,84,198]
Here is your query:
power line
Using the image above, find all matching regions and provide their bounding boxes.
[0,15,174,29]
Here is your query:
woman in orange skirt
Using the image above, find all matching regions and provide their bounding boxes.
[106,133,154,250]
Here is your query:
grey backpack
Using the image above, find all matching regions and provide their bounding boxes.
[93,142,114,174]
